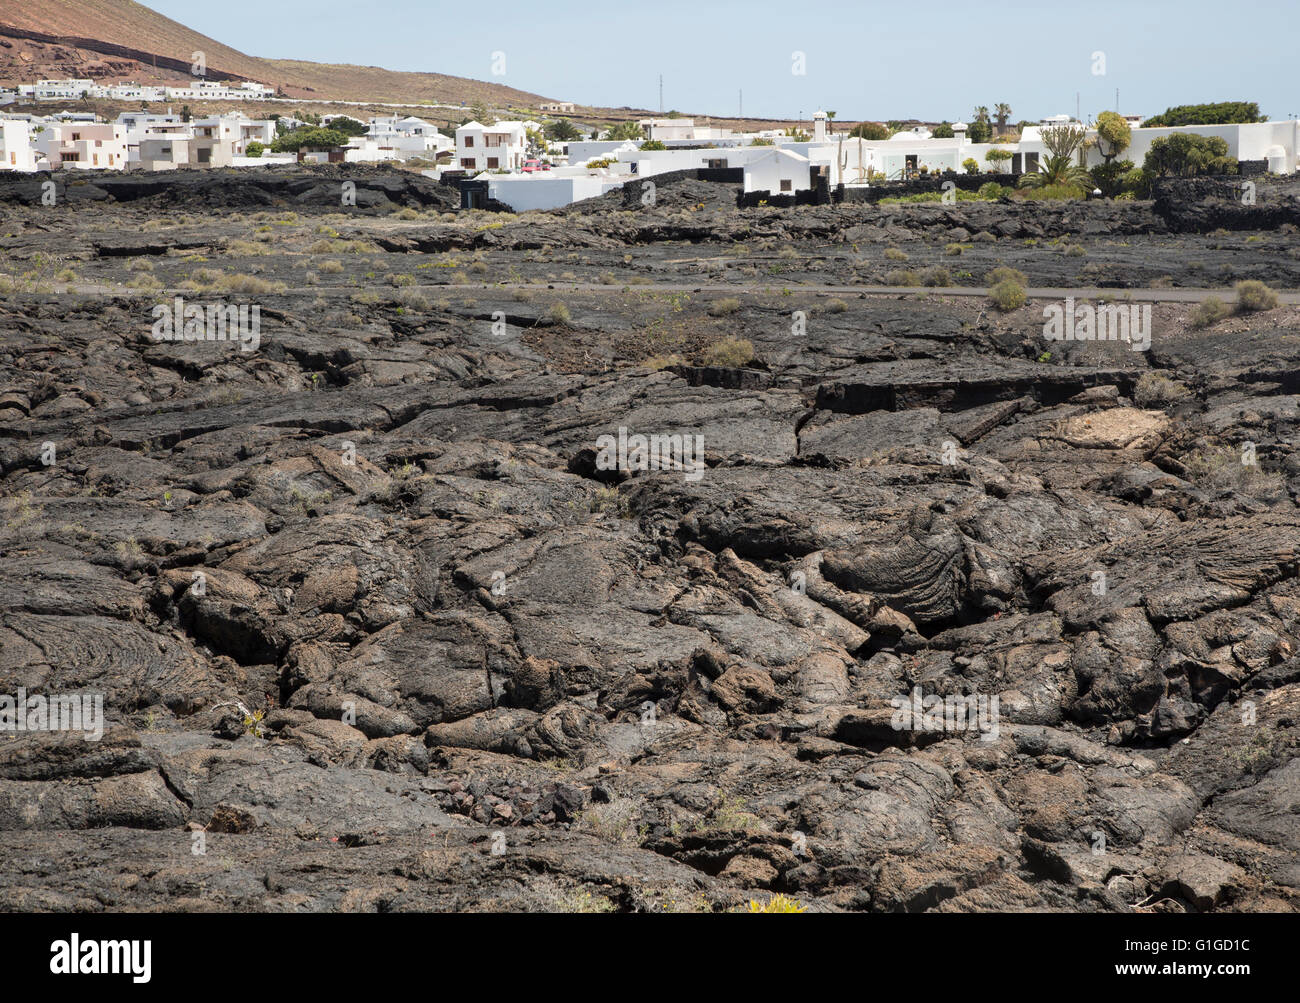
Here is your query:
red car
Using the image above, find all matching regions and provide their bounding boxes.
[522,159,551,173]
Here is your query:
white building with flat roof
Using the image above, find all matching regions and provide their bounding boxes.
[456,120,528,172]
[35,122,128,170]
[35,79,95,100]
[0,119,37,172]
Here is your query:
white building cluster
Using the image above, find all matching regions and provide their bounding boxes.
[3,78,275,103]
[0,111,280,172]
[470,111,1300,212]
[0,109,465,172]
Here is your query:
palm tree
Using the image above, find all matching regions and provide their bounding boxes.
[973,105,990,125]
[1018,123,1093,190]
[1016,154,1093,190]
[994,103,1012,136]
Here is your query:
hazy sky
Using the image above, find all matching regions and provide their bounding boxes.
[149,0,1296,122]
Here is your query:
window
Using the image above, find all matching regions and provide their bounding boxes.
[461,158,476,168]
[464,136,474,148]
[780,179,792,192]
[93,154,99,165]
[487,157,499,169]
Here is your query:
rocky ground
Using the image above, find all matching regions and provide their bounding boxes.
[0,165,1297,913]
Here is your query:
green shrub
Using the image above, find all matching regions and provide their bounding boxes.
[985,266,1028,287]
[962,157,979,174]
[884,269,920,287]
[1134,372,1193,407]
[223,274,286,294]
[988,279,1026,311]
[1144,134,1235,177]
[225,239,271,256]
[701,337,755,367]
[1234,280,1278,312]
[1190,296,1231,328]
[547,301,572,324]
[1090,159,1136,197]
[884,248,908,261]
[922,266,951,287]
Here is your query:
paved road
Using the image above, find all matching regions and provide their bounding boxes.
[49,282,1300,303]
[428,282,1300,304]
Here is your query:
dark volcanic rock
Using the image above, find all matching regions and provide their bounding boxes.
[0,164,1297,913]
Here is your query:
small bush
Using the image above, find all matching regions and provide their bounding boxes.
[985,266,1028,287]
[307,238,373,255]
[884,248,909,261]
[319,260,345,274]
[944,243,967,256]
[126,272,163,290]
[988,279,1026,312]
[547,301,572,324]
[826,298,848,313]
[922,266,951,287]
[701,337,754,367]
[223,274,286,295]
[396,287,430,311]
[708,297,742,317]
[1190,296,1231,328]
[883,269,920,287]
[1065,244,1087,257]
[1234,280,1278,313]
[225,239,270,256]
[745,894,807,914]
[1134,372,1193,407]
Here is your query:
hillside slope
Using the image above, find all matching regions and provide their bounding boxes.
[0,0,553,106]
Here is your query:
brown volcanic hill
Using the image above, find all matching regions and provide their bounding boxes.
[0,0,553,107]
[261,59,556,109]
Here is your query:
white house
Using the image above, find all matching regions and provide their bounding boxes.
[1079,119,1300,175]
[35,79,95,100]
[35,122,128,170]
[0,119,36,171]
[485,169,624,211]
[359,116,453,161]
[134,134,193,171]
[455,120,528,172]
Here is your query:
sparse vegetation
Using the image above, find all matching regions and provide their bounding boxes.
[1190,296,1231,328]
[988,278,1027,312]
[1234,280,1279,313]
[701,337,755,367]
